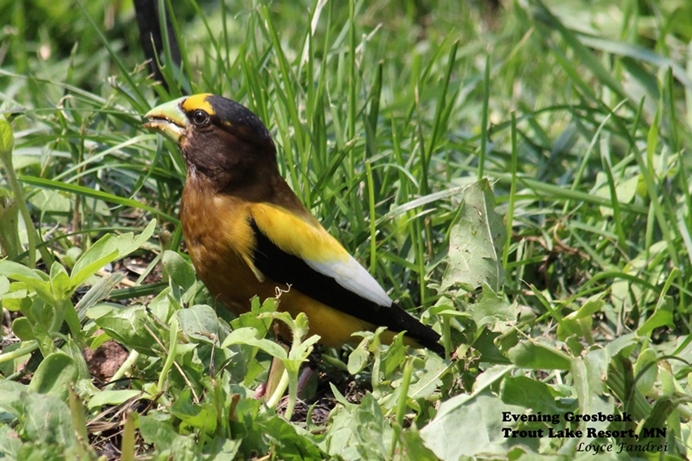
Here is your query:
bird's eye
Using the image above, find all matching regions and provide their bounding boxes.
[191,109,210,126]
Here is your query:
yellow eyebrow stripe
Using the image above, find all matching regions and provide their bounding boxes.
[182,93,215,115]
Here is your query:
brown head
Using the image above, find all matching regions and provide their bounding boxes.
[144,94,277,192]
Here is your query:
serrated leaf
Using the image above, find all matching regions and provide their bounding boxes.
[471,283,515,326]
[321,393,392,459]
[420,391,536,459]
[440,179,506,294]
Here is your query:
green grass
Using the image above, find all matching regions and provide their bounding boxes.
[1,0,692,459]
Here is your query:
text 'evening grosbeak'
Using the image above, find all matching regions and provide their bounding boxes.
[144,94,444,356]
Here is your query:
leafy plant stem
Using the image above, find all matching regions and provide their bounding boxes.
[390,357,414,458]
[265,369,290,409]
[0,340,39,364]
[0,120,53,267]
[106,350,140,390]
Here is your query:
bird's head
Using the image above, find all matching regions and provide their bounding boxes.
[144,93,277,191]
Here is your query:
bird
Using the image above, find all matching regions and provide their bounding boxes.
[143,93,444,356]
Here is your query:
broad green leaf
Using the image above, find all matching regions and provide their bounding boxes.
[0,425,22,459]
[171,389,217,433]
[61,337,92,380]
[49,261,72,300]
[255,413,326,459]
[177,304,220,343]
[139,413,198,459]
[401,426,440,461]
[408,356,447,400]
[0,260,46,281]
[0,275,9,295]
[557,294,605,341]
[139,413,178,447]
[572,349,615,432]
[474,329,512,364]
[420,391,536,459]
[21,392,76,447]
[230,297,277,339]
[94,304,159,354]
[637,295,674,336]
[163,250,196,290]
[28,353,79,400]
[147,288,175,323]
[11,317,34,340]
[605,333,637,357]
[70,243,120,288]
[508,340,571,370]
[1,287,30,311]
[10,277,54,306]
[0,380,27,416]
[570,295,606,319]
[207,438,242,460]
[71,219,156,286]
[321,393,392,460]
[381,331,407,376]
[439,179,506,294]
[633,347,658,396]
[28,189,71,213]
[500,376,561,414]
[113,219,157,258]
[470,284,515,326]
[347,344,370,375]
[221,327,287,359]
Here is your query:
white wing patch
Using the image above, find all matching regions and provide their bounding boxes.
[305,256,393,308]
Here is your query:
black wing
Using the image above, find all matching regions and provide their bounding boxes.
[250,219,443,355]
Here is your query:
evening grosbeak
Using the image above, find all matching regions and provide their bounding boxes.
[144,94,444,356]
